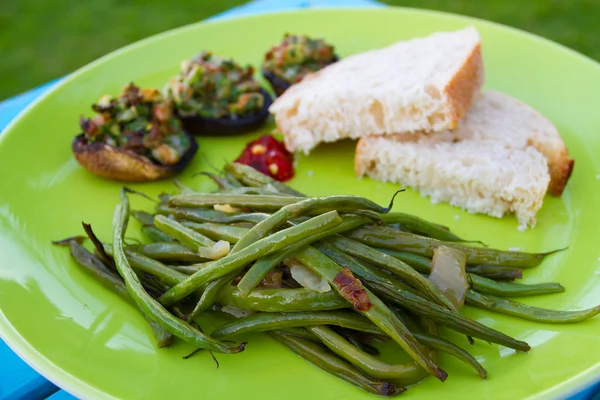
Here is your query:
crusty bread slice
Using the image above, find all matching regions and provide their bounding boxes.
[269,26,484,154]
[444,90,574,196]
[355,90,574,229]
[355,136,550,230]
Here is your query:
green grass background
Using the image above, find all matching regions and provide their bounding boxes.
[1,0,598,100]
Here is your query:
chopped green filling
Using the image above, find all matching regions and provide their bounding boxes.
[79,83,190,166]
[263,33,336,84]
[165,51,265,119]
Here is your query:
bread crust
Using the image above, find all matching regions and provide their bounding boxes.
[548,150,574,196]
[443,43,484,129]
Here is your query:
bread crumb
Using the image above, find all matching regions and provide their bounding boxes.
[454,215,460,221]
[517,225,527,232]
[509,247,521,252]
[307,170,314,177]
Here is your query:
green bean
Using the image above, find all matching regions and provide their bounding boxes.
[131,242,206,263]
[328,236,457,311]
[309,325,429,382]
[466,265,523,280]
[154,214,216,249]
[224,171,244,188]
[316,242,529,351]
[347,225,563,267]
[212,311,383,338]
[236,216,370,296]
[279,327,319,341]
[374,248,432,273]
[466,291,600,323]
[68,241,173,348]
[219,186,293,196]
[319,248,528,350]
[270,331,403,396]
[293,246,448,382]
[340,331,381,356]
[158,211,343,306]
[469,275,564,297]
[382,249,525,282]
[409,331,487,379]
[181,221,247,243]
[369,281,530,351]
[156,204,269,224]
[315,242,418,294]
[112,188,244,354]
[374,247,562,296]
[224,162,305,197]
[196,172,232,189]
[170,265,201,274]
[233,195,396,253]
[142,226,174,243]
[103,245,187,287]
[379,213,470,243]
[219,287,349,312]
[131,210,155,226]
[188,273,238,321]
[173,179,196,194]
[168,193,300,210]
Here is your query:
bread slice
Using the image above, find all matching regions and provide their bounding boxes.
[355,136,550,230]
[269,26,484,154]
[443,90,574,196]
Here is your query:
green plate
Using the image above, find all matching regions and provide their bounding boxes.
[1,7,600,400]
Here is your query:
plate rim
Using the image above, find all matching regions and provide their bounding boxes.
[1,6,599,400]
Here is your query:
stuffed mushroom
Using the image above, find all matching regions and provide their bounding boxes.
[165,51,272,136]
[262,34,338,96]
[73,83,197,182]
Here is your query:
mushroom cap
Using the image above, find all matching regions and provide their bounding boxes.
[262,55,339,97]
[72,133,198,182]
[178,88,273,136]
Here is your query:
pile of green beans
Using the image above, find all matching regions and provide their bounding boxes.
[54,162,600,396]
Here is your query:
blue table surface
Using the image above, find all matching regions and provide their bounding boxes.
[0,1,599,399]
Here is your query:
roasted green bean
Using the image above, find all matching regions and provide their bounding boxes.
[219,287,349,312]
[233,195,395,253]
[112,189,244,354]
[270,331,403,396]
[158,211,343,306]
[236,216,370,296]
[347,225,562,267]
[68,241,173,348]
[212,311,383,338]
[374,247,562,296]
[466,291,600,323]
[181,221,247,243]
[379,213,470,243]
[169,193,300,210]
[130,242,206,263]
[224,162,305,197]
[156,204,269,224]
[328,236,457,311]
[293,246,448,382]
[309,325,429,382]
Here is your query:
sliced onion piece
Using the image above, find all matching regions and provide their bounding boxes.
[429,246,468,309]
[284,258,331,292]
[197,240,230,260]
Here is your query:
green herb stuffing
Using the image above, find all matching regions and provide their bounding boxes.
[79,83,190,166]
[263,33,336,84]
[165,51,265,119]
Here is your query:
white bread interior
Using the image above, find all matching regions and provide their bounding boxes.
[269,26,484,154]
[354,90,570,229]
